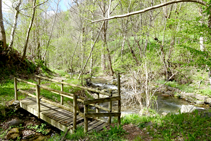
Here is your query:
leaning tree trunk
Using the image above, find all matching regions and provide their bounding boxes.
[78,22,104,79]
[9,0,21,49]
[22,0,37,60]
[0,0,6,49]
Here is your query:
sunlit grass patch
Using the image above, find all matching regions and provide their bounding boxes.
[148,111,211,140]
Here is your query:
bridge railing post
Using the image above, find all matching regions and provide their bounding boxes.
[108,90,112,124]
[14,77,18,100]
[117,73,121,126]
[96,90,99,119]
[61,80,64,105]
[36,84,40,118]
[84,102,88,133]
[73,94,77,131]
[37,77,41,85]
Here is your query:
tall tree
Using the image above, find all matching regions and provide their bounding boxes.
[22,0,37,60]
[8,0,22,49]
[0,0,6,48]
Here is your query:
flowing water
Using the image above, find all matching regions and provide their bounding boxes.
[90,77,206,117]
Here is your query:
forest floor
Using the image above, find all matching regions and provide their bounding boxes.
[0,105,60,141]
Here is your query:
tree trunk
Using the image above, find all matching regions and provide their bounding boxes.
[8,0,21,49]
[43,0,60,60]
[22,0,37,60]
[101,1,107,71]
[0,0,6,49]
[208,8,211,87]
[127,39,140,65]
[78,22,104,79]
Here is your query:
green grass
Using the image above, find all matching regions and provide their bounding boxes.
[149,111,211,140]
[164,81,195,93]
[88,125,126,141]
[195,88,211,97]
[119,110,211,141]
[48,110,211,140]
[0,79,29,102]
[158,78,211,97]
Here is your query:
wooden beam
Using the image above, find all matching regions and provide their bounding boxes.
[37,78,41,85]
[85,113,121,118]
[14,77,18,100]
[36,84,40,118]
[84,104,88,133]
[61,80,64,105]
[118,73,121,125]
[17,78,37,86]
[19,89,36,98]
[39,85,74,98]
[18,89,85,117]
[84,96,120,105]
[108,91,112,124]
[96,93,99,119]
[73,95,77,131]
[35,75,111,96]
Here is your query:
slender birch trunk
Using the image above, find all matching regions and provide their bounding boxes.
[9,0,21,49]
[22,0,37,60]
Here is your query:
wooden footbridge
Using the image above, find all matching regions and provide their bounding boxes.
[14,75,121,133]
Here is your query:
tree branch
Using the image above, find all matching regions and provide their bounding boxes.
[92,0,206,23]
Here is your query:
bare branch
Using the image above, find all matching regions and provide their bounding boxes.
[92,0,207,23]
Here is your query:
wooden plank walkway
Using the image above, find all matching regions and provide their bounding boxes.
[20,97,107,133]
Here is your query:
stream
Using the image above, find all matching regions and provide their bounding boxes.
[90,77,207,117]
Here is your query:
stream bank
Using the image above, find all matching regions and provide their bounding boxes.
[87,76,211,116]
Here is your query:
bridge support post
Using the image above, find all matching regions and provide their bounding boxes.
[61,80,64,105]
[84,104,88,133]
[73,95,77,131]
[36,84,40,118]
[108,90,112,124]
[14,77,18,100]
[96,92,99,119]
[37,78,41,85]
[117,73,121,126]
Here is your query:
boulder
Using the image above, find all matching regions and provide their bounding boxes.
[181,105,196,113]
[22,130,36,140]
[205,98,211,104]
[195,101,204,105]
[6,119,23,128]
[5,128,20,140]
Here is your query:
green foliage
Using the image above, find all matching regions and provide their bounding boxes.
[66,126,85,140]
[89,125,126,141]
[48,126,85,141]
[148,111,211,140]
[27,123,49,135]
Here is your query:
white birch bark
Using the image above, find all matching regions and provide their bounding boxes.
[9,0,21,49]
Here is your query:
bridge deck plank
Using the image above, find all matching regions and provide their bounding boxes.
[20,97,107,133]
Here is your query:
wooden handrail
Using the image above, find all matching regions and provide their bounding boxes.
[84,73,121,133]
[17,78,37,86]
[15,74,122,134]
[84,96,120,105]
[35,75,111,96]
[16,77,113,112]
[85,113,121,118]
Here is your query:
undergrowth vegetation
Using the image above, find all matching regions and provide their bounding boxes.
[120,111,211,140]
[48,110,211,141]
